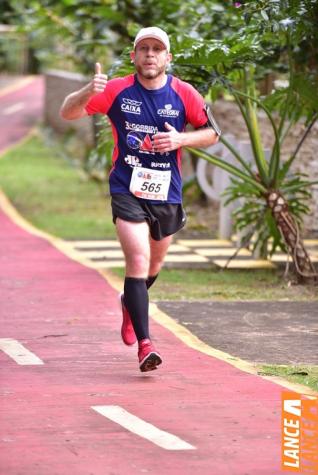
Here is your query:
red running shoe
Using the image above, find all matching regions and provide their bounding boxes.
[119,292,137,346]
[138,339,162,372]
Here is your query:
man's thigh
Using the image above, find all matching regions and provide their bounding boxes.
[116,218,150,276]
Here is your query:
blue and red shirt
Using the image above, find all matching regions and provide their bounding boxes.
[85,73,208,203]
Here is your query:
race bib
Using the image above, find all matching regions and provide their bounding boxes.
[129,167,171,201]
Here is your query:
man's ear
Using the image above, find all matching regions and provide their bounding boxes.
[166,53,172,71]
[130,51,135,63]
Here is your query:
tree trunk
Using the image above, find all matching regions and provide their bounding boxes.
[266,191,317,283]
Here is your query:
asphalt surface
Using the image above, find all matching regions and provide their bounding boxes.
[158,301,318,365]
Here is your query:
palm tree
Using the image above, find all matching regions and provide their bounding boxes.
[187,69,318,280]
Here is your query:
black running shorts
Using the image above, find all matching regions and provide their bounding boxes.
[111,193,187,241]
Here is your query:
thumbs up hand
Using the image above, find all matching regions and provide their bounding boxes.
[90,62,108,95]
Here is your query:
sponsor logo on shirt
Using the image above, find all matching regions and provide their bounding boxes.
[126,131,154,153]
[157,104,180,117]
[125,121,158,134]
[151,162,171,169]
[121,98,142,115]
[124,154,142,167]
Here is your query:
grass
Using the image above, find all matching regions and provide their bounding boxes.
[111,267,318,301]
[259,365,318,392]
[0,131,115,239]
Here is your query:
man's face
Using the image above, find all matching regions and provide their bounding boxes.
[130,39,172,80]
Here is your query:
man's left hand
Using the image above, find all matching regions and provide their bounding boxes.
[152,122,183,153]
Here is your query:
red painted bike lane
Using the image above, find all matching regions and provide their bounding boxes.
[0,76,44,152]
[0,208,291,475]
[0,78,296,474]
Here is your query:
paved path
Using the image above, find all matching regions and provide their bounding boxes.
[0,76,43,153]
[158,301,318,365]
[0,76,315,475]
[0,207,293,475]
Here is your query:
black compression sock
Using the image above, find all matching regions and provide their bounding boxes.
[124,277,149,341]
[146,274,159,289]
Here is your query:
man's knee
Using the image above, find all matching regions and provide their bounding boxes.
[149,257,164,275]
[126,252,149,274]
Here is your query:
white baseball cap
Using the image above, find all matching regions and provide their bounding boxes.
[134,27,170,52]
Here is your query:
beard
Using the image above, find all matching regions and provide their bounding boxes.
[135,63,166,80]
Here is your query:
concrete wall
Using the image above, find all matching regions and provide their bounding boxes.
[44,70,94,146]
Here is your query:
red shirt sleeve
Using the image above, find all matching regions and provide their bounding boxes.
[85,74,135,116]
[171,77,207,128]
[85,90,108,115]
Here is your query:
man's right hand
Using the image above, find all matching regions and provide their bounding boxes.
[60,62,108,120]
[90,62,108,95]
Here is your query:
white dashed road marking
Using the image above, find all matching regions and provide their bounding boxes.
[2,102,25,115]
[91,405,196,451]
[0,338,44,365]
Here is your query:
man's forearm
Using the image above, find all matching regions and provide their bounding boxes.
[60,63,108,120]
[152,123,219,153]
[181,127,219,148]
[60,84,93,120]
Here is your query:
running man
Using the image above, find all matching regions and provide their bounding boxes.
[60,26,221,372]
